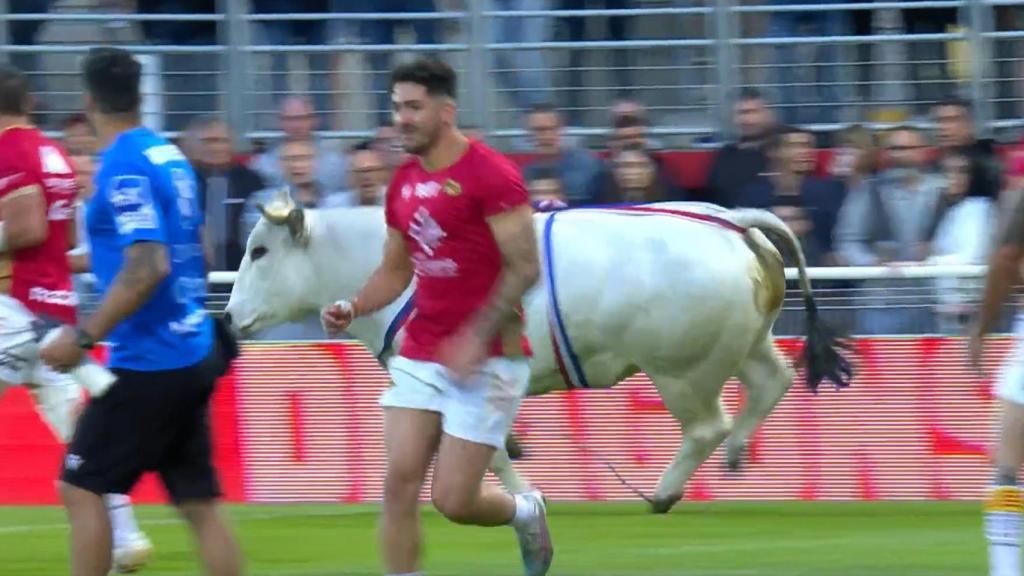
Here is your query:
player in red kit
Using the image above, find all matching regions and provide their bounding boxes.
[0,64,153,573]
[321,58,552,576]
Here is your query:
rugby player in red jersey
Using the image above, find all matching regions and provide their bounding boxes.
[321,57,552,576]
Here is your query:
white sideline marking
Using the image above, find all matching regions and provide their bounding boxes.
[0,506,374,534]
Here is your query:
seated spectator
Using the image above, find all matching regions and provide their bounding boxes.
[736,125,845,267]
[828,123,878,193]
[523,103,604,206]
[60,113,97,157]
[928,151,998,334]
[705,88,775,207]
[834,125,946,335]
[68,153,97,309]
[527,164,567,204]
[346,141,389,206]
[599,144,683,205]
[183,115,266,273]
[250,96,348,192]
[608,100,651,153]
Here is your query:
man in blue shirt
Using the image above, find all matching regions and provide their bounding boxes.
[40,47,242,576]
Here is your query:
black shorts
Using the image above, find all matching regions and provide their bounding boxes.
[60,342,226,504]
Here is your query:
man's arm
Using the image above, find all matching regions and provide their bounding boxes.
[0,185,48,252]
[350,228,415,318]
[466,204,541,342]
[975,193,1024,338]
[81,241,170,340]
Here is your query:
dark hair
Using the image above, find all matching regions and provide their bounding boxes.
[185,114,227,134]
[60,112,90,130]
[528,164,561,182]
[348,139,375,154]
[736,87,764,102]
[81,47,142,115]
[766,124,811,153]
[390,57,457,99]
[933,95,973,116]
[0,64,30,116]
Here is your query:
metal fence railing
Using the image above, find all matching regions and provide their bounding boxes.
[1,1,1021,149]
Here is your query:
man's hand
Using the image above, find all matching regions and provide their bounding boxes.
[437,328,488,381]
[39,326,85,372]
[321,300,355,338]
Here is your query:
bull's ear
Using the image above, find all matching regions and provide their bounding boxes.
[286,207,309,246]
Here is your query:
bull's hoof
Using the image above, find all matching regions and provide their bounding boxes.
[650,494,681,514]
[726,442,746,473]
[505,434,524,460]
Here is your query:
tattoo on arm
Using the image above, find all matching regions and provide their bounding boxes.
[471,211,540,341]
[84,242,170,339]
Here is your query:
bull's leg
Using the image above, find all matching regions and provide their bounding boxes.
[726,336,795,472]
[648,375,731,514]
[488,447,532,495]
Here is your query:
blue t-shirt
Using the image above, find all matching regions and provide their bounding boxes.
[87,127,212,371]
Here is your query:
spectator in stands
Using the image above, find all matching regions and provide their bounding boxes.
[606,100,686,200]
[523,103,604,206]
[251,0,332,125]
[68,153,97,306]
[251,96,348,193]
[928,150,998,334]
[184,115,266,273]
[829,123,878,193]
[373,124,407,179]
[834,126,945,334]
[137,0,219,132]
[60,113,98,158]
[767,0,851,124]
[527,164,567,204]
[932,96,1002,200]
[354,0,438,125]
[735,125,845,267]
[598,144,663,204]
[489,0,552,115]
[705,88,774,208]
[345,141,389,206]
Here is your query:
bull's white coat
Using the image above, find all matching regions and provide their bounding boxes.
[226,198,830,512]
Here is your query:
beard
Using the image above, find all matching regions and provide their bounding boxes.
[402,123,441,155]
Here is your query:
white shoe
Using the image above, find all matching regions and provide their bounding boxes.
[514,490,553,576]
[112,532,154,574]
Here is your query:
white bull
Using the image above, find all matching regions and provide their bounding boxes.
[224,192,851,513]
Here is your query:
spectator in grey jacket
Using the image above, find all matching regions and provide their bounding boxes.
[523,103,604,206]
[250,96,348,192]
[834,126,946,335]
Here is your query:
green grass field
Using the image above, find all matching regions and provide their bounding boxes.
[0,502,986,575]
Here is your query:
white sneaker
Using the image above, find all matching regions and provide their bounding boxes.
[112,532,154,574]
[513,490,553,576]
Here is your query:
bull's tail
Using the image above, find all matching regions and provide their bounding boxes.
[727,208,853,393]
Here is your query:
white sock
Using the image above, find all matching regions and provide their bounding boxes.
[511,493,538,529]
[104,493,142,547]
[986,484,1022,576]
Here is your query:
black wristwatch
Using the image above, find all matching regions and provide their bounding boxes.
[75,327,96,350]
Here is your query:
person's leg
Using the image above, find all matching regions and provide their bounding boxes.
[990,340,1024,576]
[176,500,242,576]
[433,357,553,576]
[60,482,112,576]
[380,407,442,574]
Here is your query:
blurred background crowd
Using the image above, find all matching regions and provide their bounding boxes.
[7,0,1024,339]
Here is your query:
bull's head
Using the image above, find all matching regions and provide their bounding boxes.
[224,188,321,337]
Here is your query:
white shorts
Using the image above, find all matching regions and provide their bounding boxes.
[0,294,82,442]
[998,314,1024,406]
[381,355,531,450]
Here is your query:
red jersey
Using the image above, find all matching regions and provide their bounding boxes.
[386,139,532,362]
[0,126,78,323]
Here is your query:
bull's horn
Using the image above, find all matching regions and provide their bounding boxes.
[258,187,296,224]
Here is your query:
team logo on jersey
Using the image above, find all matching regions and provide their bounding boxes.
[443,179,462,197]
[108,175,158,234]
[408,206,446,257]
[402,182,442,200]
[47,198,73,221]
[39,146,72,175]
